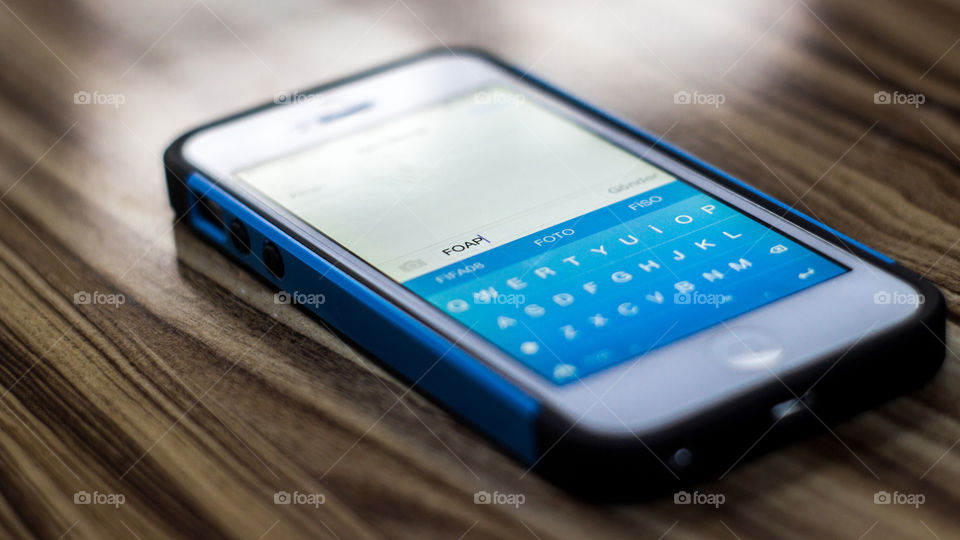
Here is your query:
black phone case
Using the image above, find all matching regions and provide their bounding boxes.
[164,48,946,500]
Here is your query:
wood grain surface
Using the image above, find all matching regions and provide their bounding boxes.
[1,0,959,537]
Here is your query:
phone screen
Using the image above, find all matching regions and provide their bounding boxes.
[236,85,848,384]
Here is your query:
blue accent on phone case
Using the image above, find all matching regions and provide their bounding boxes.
[185,173,541,463]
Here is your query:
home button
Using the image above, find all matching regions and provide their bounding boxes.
[711,328,784,371]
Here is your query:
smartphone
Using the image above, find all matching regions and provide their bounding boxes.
[165,49,944,497]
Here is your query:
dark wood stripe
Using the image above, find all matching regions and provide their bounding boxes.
[0,0,958,537]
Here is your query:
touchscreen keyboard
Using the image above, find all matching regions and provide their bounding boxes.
[404,180,847,384]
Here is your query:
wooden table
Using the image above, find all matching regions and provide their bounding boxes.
[1,0,958,537]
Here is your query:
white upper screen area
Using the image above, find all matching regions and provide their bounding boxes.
[236,86,675,280]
